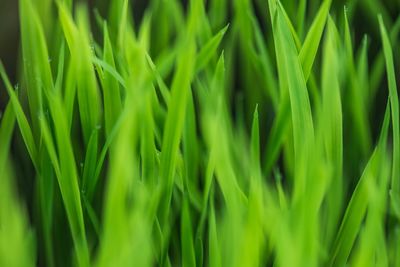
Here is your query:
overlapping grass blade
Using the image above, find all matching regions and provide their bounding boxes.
[319,18,344,247]
[330,103,391,266]
[379,16,400,217]
[42,91,89,267]
[158,39,196,223]
[273,3,315,199]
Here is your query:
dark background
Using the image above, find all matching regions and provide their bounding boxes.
[1,0,399,115]
[0,0,19,110]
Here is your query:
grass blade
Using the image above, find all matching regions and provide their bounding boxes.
[379,16,400,217]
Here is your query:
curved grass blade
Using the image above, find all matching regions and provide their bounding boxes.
[102,24,122,137]
[299,0,332,81]
[379,16,400,217]
[274,3,315,198]
[0,63,38,171]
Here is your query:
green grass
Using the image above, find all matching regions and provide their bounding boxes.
[1,0,400,266]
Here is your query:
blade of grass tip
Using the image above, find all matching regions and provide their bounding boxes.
[145,52,171,105]
[275,3,315,199]
[379,15,400,218]
[138,10,153,51]
[251,105,260,171]
[0,62,38,170]
[370,15,400,99]
[92,56,126,89]
[299,0,332,81]
[330,102,391,267]
[181,197,196,267]
[195,24,229,74]
[102,23,122,137]
[237,106,265,267]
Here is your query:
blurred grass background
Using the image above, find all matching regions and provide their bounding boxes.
[1,0,400,266]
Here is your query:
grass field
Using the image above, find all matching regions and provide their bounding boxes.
[1,0,400,266]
